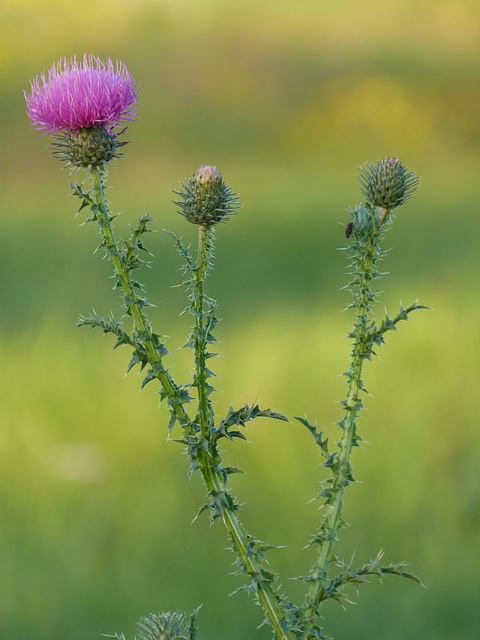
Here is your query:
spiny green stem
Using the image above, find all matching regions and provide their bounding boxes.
[89,170,292,639]
[192,226,293,640]
[89,166,188,427]
[194,225,213,437]
[199,456,292,640]
[302,223,381,636]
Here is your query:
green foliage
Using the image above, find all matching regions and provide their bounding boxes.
[56,157,428,640]
[289,164,425,638]
[4,3,480,637]
[106,610,199,640]
[20,38,428,633]
[319,551,422,608]
[216,404,288,442]
[74,169,194,438]
[71,163,299,639]
[3,305,479,640]
[371,301,430,348]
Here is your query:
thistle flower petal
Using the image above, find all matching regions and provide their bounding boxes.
[25,54,138,135]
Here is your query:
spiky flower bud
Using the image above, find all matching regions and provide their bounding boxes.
[50,125,128,167]
[136,611,197,640]
[357,157,419,211]
[173,165,240,226]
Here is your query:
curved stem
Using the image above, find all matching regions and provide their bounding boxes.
[89,165,189,426]
[302,223,381,636]
[88,170,294,639]
[192,225,294,640]
[201,456,292,640]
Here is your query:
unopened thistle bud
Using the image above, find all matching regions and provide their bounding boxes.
[50,125,129,167]
[173,165,240,226]
[357,157,419,211]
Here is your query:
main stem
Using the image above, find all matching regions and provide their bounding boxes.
[194,225,212,437]
[193,225,294,640]
[89,166,188,425]
[89,169,293,640]
[302,228,380,636]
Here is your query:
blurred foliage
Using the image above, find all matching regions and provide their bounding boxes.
[1,1,479,639]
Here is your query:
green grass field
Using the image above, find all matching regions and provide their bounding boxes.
[1,1,480,638]
[2,297,480,639]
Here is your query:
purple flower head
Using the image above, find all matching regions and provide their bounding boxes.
[25,54,138,135]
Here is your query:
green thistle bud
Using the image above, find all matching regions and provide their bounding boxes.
[50,125,128,168]
[173,165,240,226]
[136,611,193,640]
[357,157,419,211]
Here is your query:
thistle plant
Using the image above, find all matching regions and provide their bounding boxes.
[26,55,425,640]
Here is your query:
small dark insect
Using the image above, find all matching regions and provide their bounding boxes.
[345,221,353,238]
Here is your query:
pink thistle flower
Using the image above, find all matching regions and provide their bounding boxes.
[25,54,138,135]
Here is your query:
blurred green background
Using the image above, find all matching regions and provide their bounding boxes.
[1,1,479,639]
